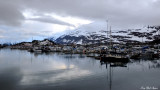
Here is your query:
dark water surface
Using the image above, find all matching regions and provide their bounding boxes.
[0,49,160,90]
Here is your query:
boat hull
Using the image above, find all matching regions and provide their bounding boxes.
[100,56,129,63]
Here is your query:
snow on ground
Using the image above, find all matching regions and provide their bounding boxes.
[55,22,159,44]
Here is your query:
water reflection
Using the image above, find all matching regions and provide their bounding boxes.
[149,60,160,69]
[101,59,160,90]
[100,61,128,68]
[100,60,129,90]
[0,68,23,90]
[0,49,160,90]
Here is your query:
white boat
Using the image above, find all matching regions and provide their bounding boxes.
[32,47,42,52]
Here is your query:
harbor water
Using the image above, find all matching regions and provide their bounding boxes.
[0,49,160,90]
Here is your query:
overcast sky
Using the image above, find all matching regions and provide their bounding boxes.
[0,0,160,43]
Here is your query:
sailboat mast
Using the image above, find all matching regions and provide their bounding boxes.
[110,26,112,48]
[106,20,109,38]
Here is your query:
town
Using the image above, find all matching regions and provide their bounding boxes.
[1,38,159,62]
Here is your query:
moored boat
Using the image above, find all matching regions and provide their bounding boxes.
[99,54,129,63]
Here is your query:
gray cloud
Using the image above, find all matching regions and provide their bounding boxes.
[0,0,24,26]
[28,16,75,27]
[22,0,160,26]
[1,0,160,26]
[1,0,160,43]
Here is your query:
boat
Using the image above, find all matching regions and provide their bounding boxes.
[29,46,42,52]
[98,22,129,63]
[130,53,141,60]
[99,53,129,63]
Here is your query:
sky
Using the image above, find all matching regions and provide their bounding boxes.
[0,0,160,43]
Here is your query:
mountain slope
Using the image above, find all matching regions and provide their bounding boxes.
[54,23,160,44]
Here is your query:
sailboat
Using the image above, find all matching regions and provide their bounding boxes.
[99,21,129,63]
[100,53,129,63]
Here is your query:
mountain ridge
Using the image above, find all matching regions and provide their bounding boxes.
[52,22,160,45]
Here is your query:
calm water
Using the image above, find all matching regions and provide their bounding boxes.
[0,49,160,90]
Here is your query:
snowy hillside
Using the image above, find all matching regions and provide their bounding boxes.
[54,22,160,44]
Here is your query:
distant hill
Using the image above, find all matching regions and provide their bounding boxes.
[52,22,160,45]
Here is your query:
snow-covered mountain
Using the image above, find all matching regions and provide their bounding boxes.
[54,22,160,44]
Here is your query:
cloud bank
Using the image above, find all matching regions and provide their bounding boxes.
[0,0,160,43]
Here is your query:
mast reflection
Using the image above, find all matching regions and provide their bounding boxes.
[100,60,129,90]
